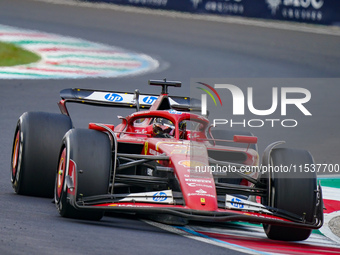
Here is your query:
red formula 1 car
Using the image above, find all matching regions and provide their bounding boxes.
[11,80,323,241]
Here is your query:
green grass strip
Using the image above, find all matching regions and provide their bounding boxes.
[318,178,340,189]
[0,41,41,66]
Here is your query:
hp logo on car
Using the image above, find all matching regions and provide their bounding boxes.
[143,96,157,105]
[105,93,123,102]
[153,192,167,202]
[231,198,244,209]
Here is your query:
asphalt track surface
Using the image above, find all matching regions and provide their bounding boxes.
[0,0,340,254]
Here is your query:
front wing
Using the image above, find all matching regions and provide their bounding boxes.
[68,189,324,230]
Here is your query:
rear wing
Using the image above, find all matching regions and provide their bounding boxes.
[58,88,194,116]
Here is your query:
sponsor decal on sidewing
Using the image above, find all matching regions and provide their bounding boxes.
[226,195,272,214]
[118,190,173,204]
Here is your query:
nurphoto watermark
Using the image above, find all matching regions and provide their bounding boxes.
[194,80,312,128]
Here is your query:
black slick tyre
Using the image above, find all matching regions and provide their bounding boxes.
[263,148,317,241]
[11,112,72,197]
[55,129,111,221]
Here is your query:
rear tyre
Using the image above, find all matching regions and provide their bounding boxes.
[11,112,72,197]
[263,148,317,241]
[55,129,111,221]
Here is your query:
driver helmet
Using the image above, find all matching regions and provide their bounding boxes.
[179,121,186,139]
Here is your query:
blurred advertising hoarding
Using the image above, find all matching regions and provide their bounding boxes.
[83,0,340,25]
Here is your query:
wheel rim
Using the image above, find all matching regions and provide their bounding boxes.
[56,148,66,200]
[11,130,20,181]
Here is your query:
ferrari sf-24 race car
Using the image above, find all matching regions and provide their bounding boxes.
[11,80,323,241]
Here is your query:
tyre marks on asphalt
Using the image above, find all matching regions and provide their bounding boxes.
[145,181,340,255]
[0,24,159,79]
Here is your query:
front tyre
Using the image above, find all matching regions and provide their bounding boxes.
[11,112,72,197]
[263,148,318,241]
[55,129,111,221]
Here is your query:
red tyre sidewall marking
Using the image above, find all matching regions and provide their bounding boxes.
[56,148,66,199]
[12,130,20,178]
[67,160,76,196]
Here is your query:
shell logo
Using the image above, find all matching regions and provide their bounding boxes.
[178,160,206,168]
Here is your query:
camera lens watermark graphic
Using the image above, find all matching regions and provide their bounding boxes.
[196,82,223,116]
